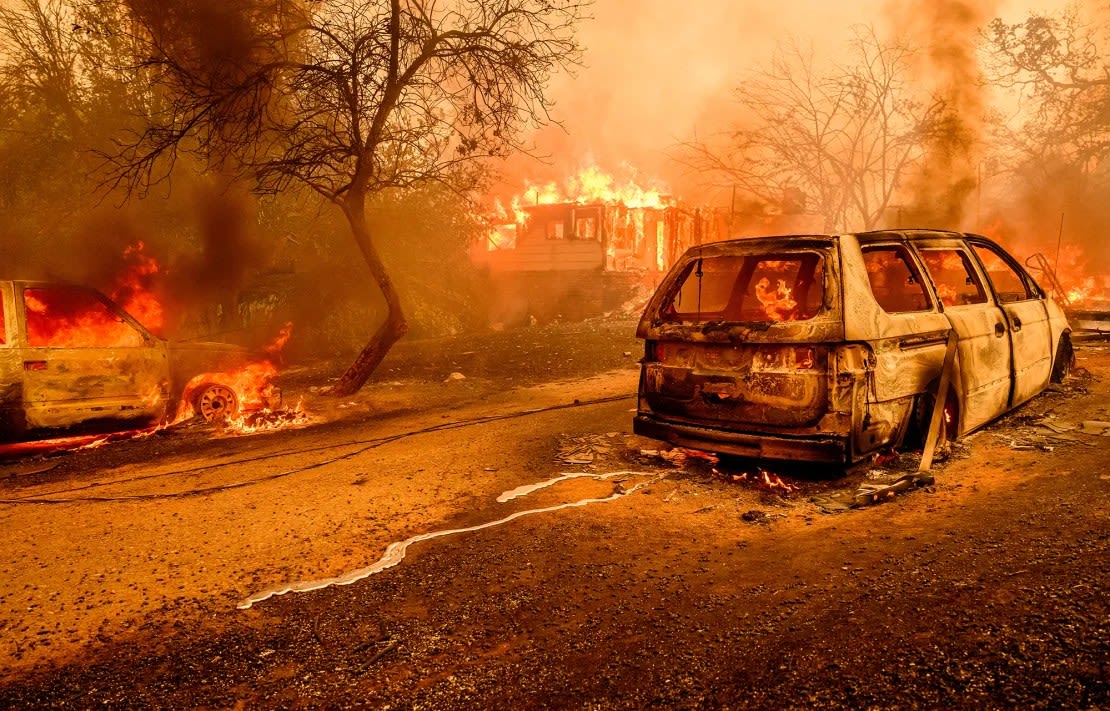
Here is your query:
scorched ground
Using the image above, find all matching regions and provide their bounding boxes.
[0,318,1106,709]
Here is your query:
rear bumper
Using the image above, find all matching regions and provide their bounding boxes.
[633,413,849,464]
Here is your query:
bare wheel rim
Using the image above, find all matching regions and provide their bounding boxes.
[197,384,238,422]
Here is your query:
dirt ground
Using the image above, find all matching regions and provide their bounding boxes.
[0,318,1107,709]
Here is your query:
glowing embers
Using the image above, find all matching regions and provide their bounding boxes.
[641,445,801,494]
[220,399,314,435]
[0,428,157,460]
[718,467,801,494]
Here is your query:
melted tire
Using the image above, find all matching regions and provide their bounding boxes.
[1051,334,1074,383]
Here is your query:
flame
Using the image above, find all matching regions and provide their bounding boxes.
[1047,245,1110,306]
[517,164,670,209]
[22,241,165,348]
[478,164,684,272]
[222,398,314,434]
[111,241,164,334]
[755,277,797,321]
[24,286,146,348]
[172,323,311,436]
[264,321,293,357]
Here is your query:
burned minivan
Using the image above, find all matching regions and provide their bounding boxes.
[634,229,1072,464]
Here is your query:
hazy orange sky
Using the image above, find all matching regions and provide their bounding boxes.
[509,0,1072,193]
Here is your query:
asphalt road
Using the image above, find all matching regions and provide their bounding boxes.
[0,328,1107,709]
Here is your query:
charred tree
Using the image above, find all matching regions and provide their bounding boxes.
[100,0,586,395]
[677,26,943,233]
[985,8,1110,176]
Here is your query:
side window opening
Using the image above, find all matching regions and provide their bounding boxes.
[918,248,988,307]
[861,245,932,313]
[24,286,144,348]
[971,244,1034,303]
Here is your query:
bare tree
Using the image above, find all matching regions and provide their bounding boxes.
[103,0,587,395]
[678,26,942,232]
[985,7,1110,174]
[0,0,86,137]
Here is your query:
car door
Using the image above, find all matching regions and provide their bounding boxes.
[914,241,1012,434]
[17,284,168,429]
[0,283,22,433]
[967,238,1053,407]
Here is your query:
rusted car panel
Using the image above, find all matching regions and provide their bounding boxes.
[635,229,1071,464]
[0,280,268,439]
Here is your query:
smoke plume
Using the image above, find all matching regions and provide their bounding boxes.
[888,0,1000,229]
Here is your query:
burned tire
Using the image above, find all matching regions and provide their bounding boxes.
[905,386,958,450]
[194,383,239,423]
[1050,334,1074,383]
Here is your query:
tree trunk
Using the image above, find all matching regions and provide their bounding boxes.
[331,196,409,397]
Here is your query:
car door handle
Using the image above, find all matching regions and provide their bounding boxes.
[994,322,1006,337]
[23,360,47,371]
[1011,317,1022,332]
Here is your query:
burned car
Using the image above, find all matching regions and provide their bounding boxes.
[634,229,1072,464]
[0,280,277,440]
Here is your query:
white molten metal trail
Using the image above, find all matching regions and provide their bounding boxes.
[495,470,639,503]
[238,470,658,610]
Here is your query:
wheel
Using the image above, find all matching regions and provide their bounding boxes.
[905,386,958,450]
[1050,334,1074,383]
[0,405,27,442]
[194,383,239,422]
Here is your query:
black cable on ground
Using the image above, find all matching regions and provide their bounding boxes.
[0,394,634,505]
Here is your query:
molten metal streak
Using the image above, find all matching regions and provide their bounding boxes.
[0,427,158,460]
[496,470,641,503]
[238,471,662,610]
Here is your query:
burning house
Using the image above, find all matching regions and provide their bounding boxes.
[472,167,731,325]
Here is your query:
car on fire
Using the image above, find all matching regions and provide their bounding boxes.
[633,229,1073,464]
[0,280,278,440]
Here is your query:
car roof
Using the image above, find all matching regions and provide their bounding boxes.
[853,228,971,244]
[708,228,982,246]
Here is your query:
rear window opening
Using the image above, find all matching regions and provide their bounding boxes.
[662,252,826,323]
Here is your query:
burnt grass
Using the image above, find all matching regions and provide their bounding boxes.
[0,322,1107,708]
[303,315,647,389]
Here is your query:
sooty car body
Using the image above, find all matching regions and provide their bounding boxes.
[0,281,273,439]
[634,229,1072,464]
